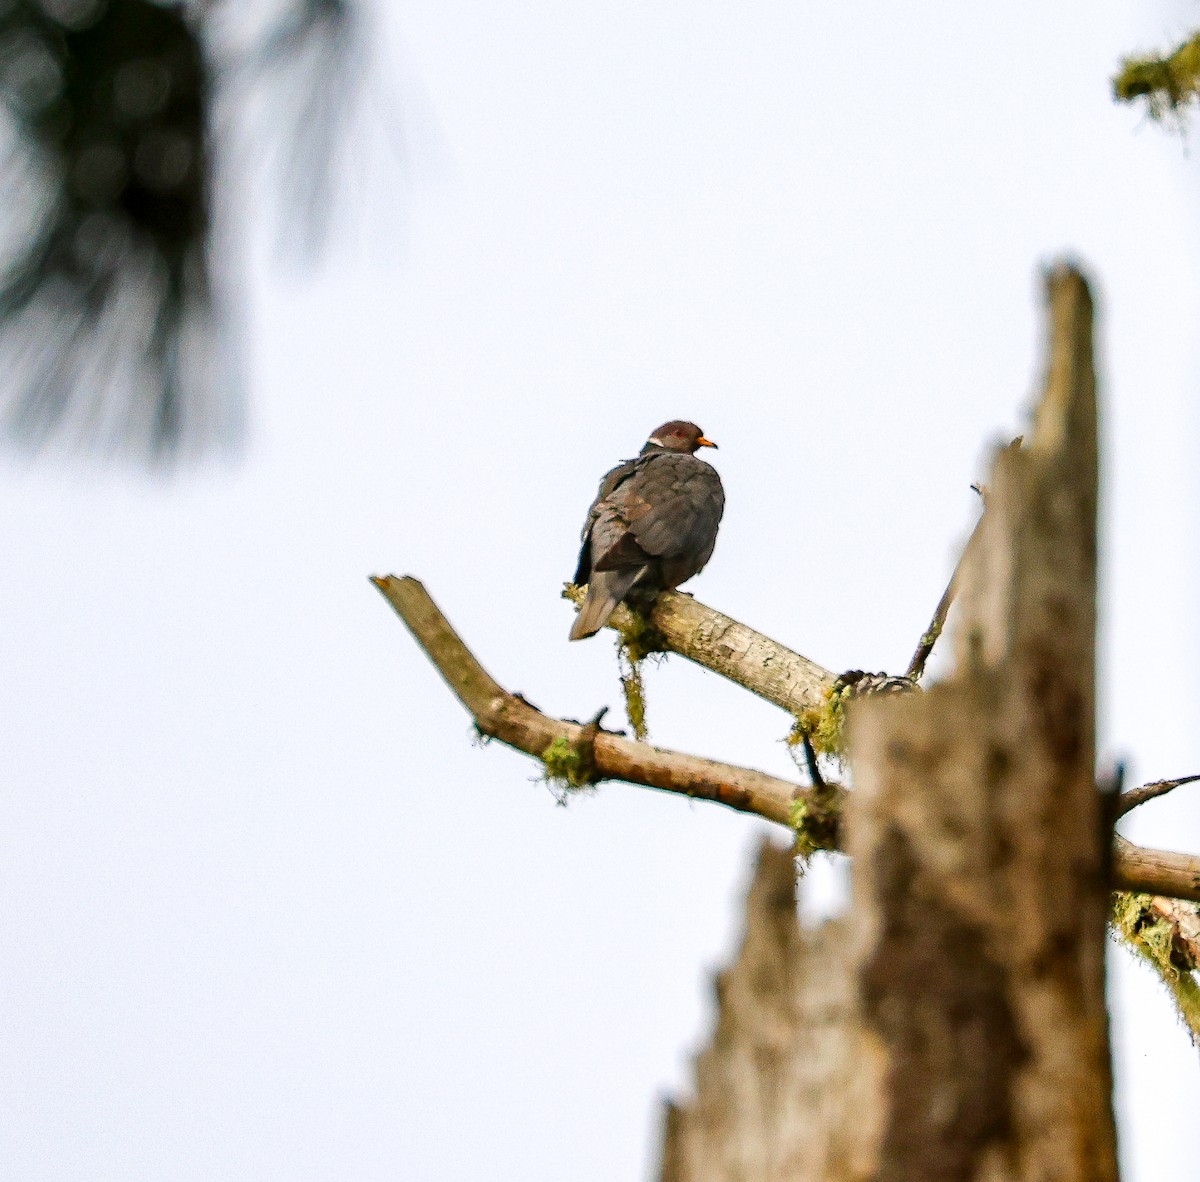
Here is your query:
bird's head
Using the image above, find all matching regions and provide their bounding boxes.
[645,420,717,454]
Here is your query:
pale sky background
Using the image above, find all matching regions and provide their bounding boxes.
[3,2,1200,1179]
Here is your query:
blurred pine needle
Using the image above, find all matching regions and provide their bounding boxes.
[0,0,365,464]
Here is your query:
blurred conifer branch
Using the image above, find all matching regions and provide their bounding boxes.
[0,0,375,463]
[247,0,366,263]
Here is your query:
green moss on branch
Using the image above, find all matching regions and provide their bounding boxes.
[1111,891,1200,1043]
[790,683,851,760]
[617,645,648,741]
[541,735,598,799]
[564,582,664,741]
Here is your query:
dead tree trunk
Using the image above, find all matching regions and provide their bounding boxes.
[659,266,1119,1182]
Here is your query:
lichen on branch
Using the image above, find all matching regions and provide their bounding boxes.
[1111,891,1200,1044]
[791,684,851,761]
[790,790,841,862]
[541,734,598,800]
[789,670,918,762]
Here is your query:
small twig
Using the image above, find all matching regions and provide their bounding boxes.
[1097,762,1126,885]
[785,725,842,857]
[905,514,982,681]
[904,577,962,683]
[1115,774,1200,819]
[905,442,1021,683]
[800,729,825,791]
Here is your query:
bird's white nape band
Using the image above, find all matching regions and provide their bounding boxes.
[648,437,666,448]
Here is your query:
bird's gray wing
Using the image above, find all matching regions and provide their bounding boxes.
[597,455,725,580]
[572,456,647,584]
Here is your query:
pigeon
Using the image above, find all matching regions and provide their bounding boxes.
[570,420,725,641]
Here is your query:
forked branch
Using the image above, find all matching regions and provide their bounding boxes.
[374,574,1200,903]
[373,575,807,826]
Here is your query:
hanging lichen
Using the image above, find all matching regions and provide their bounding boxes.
[614,591,672,741]
[617,639,649,741]
[563,583,665,741]
[788,776,842,864]
[790,683,851,761]
[790,796,819,862]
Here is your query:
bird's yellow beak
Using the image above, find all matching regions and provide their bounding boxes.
[696,436,717,449]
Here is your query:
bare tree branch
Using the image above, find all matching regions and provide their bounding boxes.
[1115,774,1200,819]
[904,564,965,683]
[563,584,835,717]
[1112,836,1200,903]
[373,573,1200,904]
[372,575,802,826]
[903,448,1018,683]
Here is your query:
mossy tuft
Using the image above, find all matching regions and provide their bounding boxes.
[1114,34,1200,121]
[541,734,597,802]
[790,683,851,761]
[613,593,668,741]
[618,640,662,741]
[790,796,820,862]
[1110,891,1200,1044]
[789,789,841,864]
[612,591,667,663]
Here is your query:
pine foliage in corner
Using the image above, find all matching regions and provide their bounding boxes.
[0,0,369,463]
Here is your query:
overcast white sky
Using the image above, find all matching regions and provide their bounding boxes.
[3,2,1200,1179]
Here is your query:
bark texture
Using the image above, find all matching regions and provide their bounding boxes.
[835,265,1118,1182]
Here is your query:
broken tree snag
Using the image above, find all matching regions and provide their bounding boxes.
[657,840,860,1182]
[841,265,1118,1182]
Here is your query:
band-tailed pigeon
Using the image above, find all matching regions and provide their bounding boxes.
[570,420,725,641]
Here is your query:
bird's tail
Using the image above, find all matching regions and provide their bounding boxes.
[569,568,643,641]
